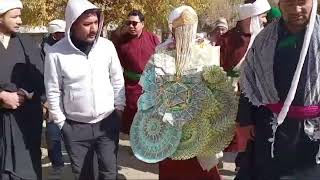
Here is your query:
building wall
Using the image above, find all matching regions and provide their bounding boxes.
[25,33,46,47]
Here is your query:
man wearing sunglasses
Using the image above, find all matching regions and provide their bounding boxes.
[116,10,160,136]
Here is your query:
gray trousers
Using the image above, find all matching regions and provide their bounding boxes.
[61,112,120,180]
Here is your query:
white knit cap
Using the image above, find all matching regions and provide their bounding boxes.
[48,19,66,34]
[213,17,228,30]
[0,0,23,15]
[238,0,271,21]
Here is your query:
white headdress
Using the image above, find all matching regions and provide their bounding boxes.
[237,0,271,21]
[0,0,23,15]
[213,17,228,30]
[158,6,198,52]
[48,19,66,34]
[166,6,198,77]
[168,5,198,32]
[233,0,271,71]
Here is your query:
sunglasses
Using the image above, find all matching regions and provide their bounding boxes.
[125,21,141,27]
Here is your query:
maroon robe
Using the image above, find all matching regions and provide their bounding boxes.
[219,23,253,152]
[160,158,221,180]
[219,24,251,72]
[116,31,159,134]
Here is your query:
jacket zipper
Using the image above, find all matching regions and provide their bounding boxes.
[87,54,96,118]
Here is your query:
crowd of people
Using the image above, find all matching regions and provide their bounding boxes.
[0,0,320,179]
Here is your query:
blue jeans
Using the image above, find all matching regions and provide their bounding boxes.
[46,122,64,168]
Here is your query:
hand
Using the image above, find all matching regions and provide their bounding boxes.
[115,109,123,120]
[235,124,255,152]
[17,90,27,103]
[237,125,255,140]
[42,102,49,120]
[0,91,25,109]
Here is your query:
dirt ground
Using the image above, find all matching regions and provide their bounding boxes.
[42,132,236,180]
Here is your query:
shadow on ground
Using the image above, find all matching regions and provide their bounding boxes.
[118,144,159,175]
[222,152,237,163]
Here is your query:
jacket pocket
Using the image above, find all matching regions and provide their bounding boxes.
[64,89,93,118]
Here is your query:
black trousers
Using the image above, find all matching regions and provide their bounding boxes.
[235,107,320,180]
[1,172,28,180]
[62,112,120,180]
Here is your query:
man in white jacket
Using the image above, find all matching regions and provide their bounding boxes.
[44,0,125,179]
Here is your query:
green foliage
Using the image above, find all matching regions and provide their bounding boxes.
[22,0,67,26]
[201,0,242,30]
[22,0,211,31]
[21,0,320,31]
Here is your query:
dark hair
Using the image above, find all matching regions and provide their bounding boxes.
[128,10,144,22]
[73,9,100,26]
[82,8,100,18]
[244,0,256,3]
